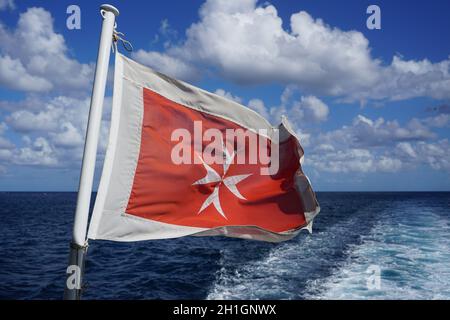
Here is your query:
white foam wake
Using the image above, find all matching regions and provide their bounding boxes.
[304,205,450,299]
[206,211,365,300]
[206,199,450,300]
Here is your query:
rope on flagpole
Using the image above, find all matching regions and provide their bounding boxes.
[112,29,133,53]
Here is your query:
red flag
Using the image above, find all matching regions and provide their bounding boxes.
[88,54,319,242]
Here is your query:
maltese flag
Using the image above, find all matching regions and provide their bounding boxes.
[87,54,320,243]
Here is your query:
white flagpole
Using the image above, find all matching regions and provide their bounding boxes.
[64,4,119,300]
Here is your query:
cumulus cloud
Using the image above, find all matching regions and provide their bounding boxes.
[416,139,450,171]
[0,123,14,163]
[0,55,52,91]
[353,56,450,101]
[301,112,450,174]
[422,114,450,128]
[292,96,329,123]
[0,148,12,162]
[0,145,13,165]
[307,147,402,173]
[271,94,329,125]
[0,7,93,94]
[158,19,179,46]
[247,98,269,119]
[0,96,48,112]
[396,142,417,159]
[171,0,378,95]
[135,0,450,102]
[13,136,59,166]
[6,95,95,132]
[377,156,403,172]
[318,115,435,148]
[194,86,328,128]
[245,86,330,127]
[7,105,64,132]
[50,122,84,148]
[0,0,14,11]
[0,135,14,150]
[390,139,450,171]
[1,94,112,169]
[0,6,114,172]
[214,88,242,103]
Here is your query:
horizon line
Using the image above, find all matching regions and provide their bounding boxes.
[0,190,449,193]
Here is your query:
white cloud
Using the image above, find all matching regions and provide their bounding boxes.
[207,87,327,140]
[171,0,378,96]
[352,56,450,101]
[422,114,450,128]
[0,146,12,160]
[0,8,113,173]
[50,122,84,148]
[392,139,450,172]
[292,95,329,123]
[307,147,402,173]
[416,139,450,171]
[0,96,49,112]
[6,95,93,137]
[136,0,450,101]
[0,7,94,94]
[160,19,172,36]
[248,98,269,120]
[297,129,311,148]
[319,115,435,148]
[158,19,178,44]
[377,156,403,172]
[1,93,112,170]
[246,86,329,126]
[13,136,58,166]
[271,94,329,125]
[0,123,14,161]
[396,142,417,158]
[7,106,63,132]
[301,113,449,174]
[0,0,14,11]
[0,136,14,150]
[214,88,242,103]
[0,55,52,91]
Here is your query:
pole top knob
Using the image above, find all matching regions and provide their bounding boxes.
[100,4,119,16]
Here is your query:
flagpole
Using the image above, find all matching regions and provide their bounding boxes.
[64,4,119,300]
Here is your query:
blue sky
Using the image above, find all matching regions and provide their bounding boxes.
[0,0,449,191]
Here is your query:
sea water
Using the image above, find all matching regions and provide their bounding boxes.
[0,192,448,299]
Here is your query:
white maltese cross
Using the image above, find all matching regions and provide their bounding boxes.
[192,145,251,219]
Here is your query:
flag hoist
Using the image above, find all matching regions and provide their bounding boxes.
[64,4,119,300]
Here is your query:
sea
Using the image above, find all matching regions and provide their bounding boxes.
[0,192,449,300]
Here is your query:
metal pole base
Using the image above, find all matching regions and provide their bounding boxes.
[63,242,88,300]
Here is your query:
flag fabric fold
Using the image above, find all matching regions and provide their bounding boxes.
[87,53,319,243]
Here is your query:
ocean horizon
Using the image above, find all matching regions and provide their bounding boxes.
[1,191,449,299]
